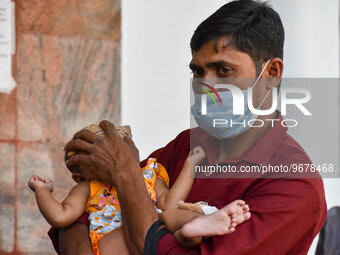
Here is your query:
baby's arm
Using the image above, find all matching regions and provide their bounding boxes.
[28,175,90,229]
[156,146,206,211]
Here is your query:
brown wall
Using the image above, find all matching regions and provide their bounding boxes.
[0,0,121,253]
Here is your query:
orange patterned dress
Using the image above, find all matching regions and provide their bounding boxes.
[85,158,169,255]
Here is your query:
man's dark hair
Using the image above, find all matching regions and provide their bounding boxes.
[190,0,284,74]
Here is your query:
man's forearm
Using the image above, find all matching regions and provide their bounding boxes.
[113,164,159,254]
[58,223,94,255]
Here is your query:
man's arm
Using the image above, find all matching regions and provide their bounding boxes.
[114,166,160,254]
[155,178,327,255]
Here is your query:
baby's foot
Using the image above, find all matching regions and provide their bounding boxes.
[226,200,251,231]
[180,200,251,238]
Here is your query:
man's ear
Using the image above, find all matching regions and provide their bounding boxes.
[72,173,84,183]
[266,57,284,79]
[264,58,283,89]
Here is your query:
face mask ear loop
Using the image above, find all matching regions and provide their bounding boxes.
[251,59,271,89]
[257,89,271,109]
[251,59,271,110]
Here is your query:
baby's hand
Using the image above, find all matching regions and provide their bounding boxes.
[189,146,206,166]
[28,175,54,193]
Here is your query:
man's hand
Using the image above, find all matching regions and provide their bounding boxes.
[65,120,157,254]
[64,120,140,185]
[28,175,54,193]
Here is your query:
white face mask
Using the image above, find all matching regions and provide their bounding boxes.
[191,59,271,139]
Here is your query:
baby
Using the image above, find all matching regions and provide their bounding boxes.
[28,124,251,254]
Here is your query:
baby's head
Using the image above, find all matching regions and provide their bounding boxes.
[65,124,131,183]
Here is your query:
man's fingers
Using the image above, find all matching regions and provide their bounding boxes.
[65,153,90,168]
[99,120,117,136]
[123,135,137,149]
[123,135,140,162]
[73,129,98,143]
[64,138,94,154]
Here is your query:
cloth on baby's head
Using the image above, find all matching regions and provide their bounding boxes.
[65,124,131,172]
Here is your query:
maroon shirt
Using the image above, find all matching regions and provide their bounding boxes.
[49,113,327,254]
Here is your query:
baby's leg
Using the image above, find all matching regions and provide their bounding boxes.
[159,209,200,233]
[180,200,251,239]
[98,227,129,255]
[159,210,203,248]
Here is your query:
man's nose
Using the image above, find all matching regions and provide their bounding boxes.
[201,71,219,84]
[193,78,219,94]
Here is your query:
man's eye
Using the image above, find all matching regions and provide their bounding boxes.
[192,69,204,76]
[218,67,231,74]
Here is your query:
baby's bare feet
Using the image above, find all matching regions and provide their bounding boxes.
[225,200,251,231]
[180,200,251,238]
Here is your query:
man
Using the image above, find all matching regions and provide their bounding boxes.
[53,0,327,254]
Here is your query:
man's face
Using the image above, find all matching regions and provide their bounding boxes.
[190,36,270,107]
[190,38,257,84]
